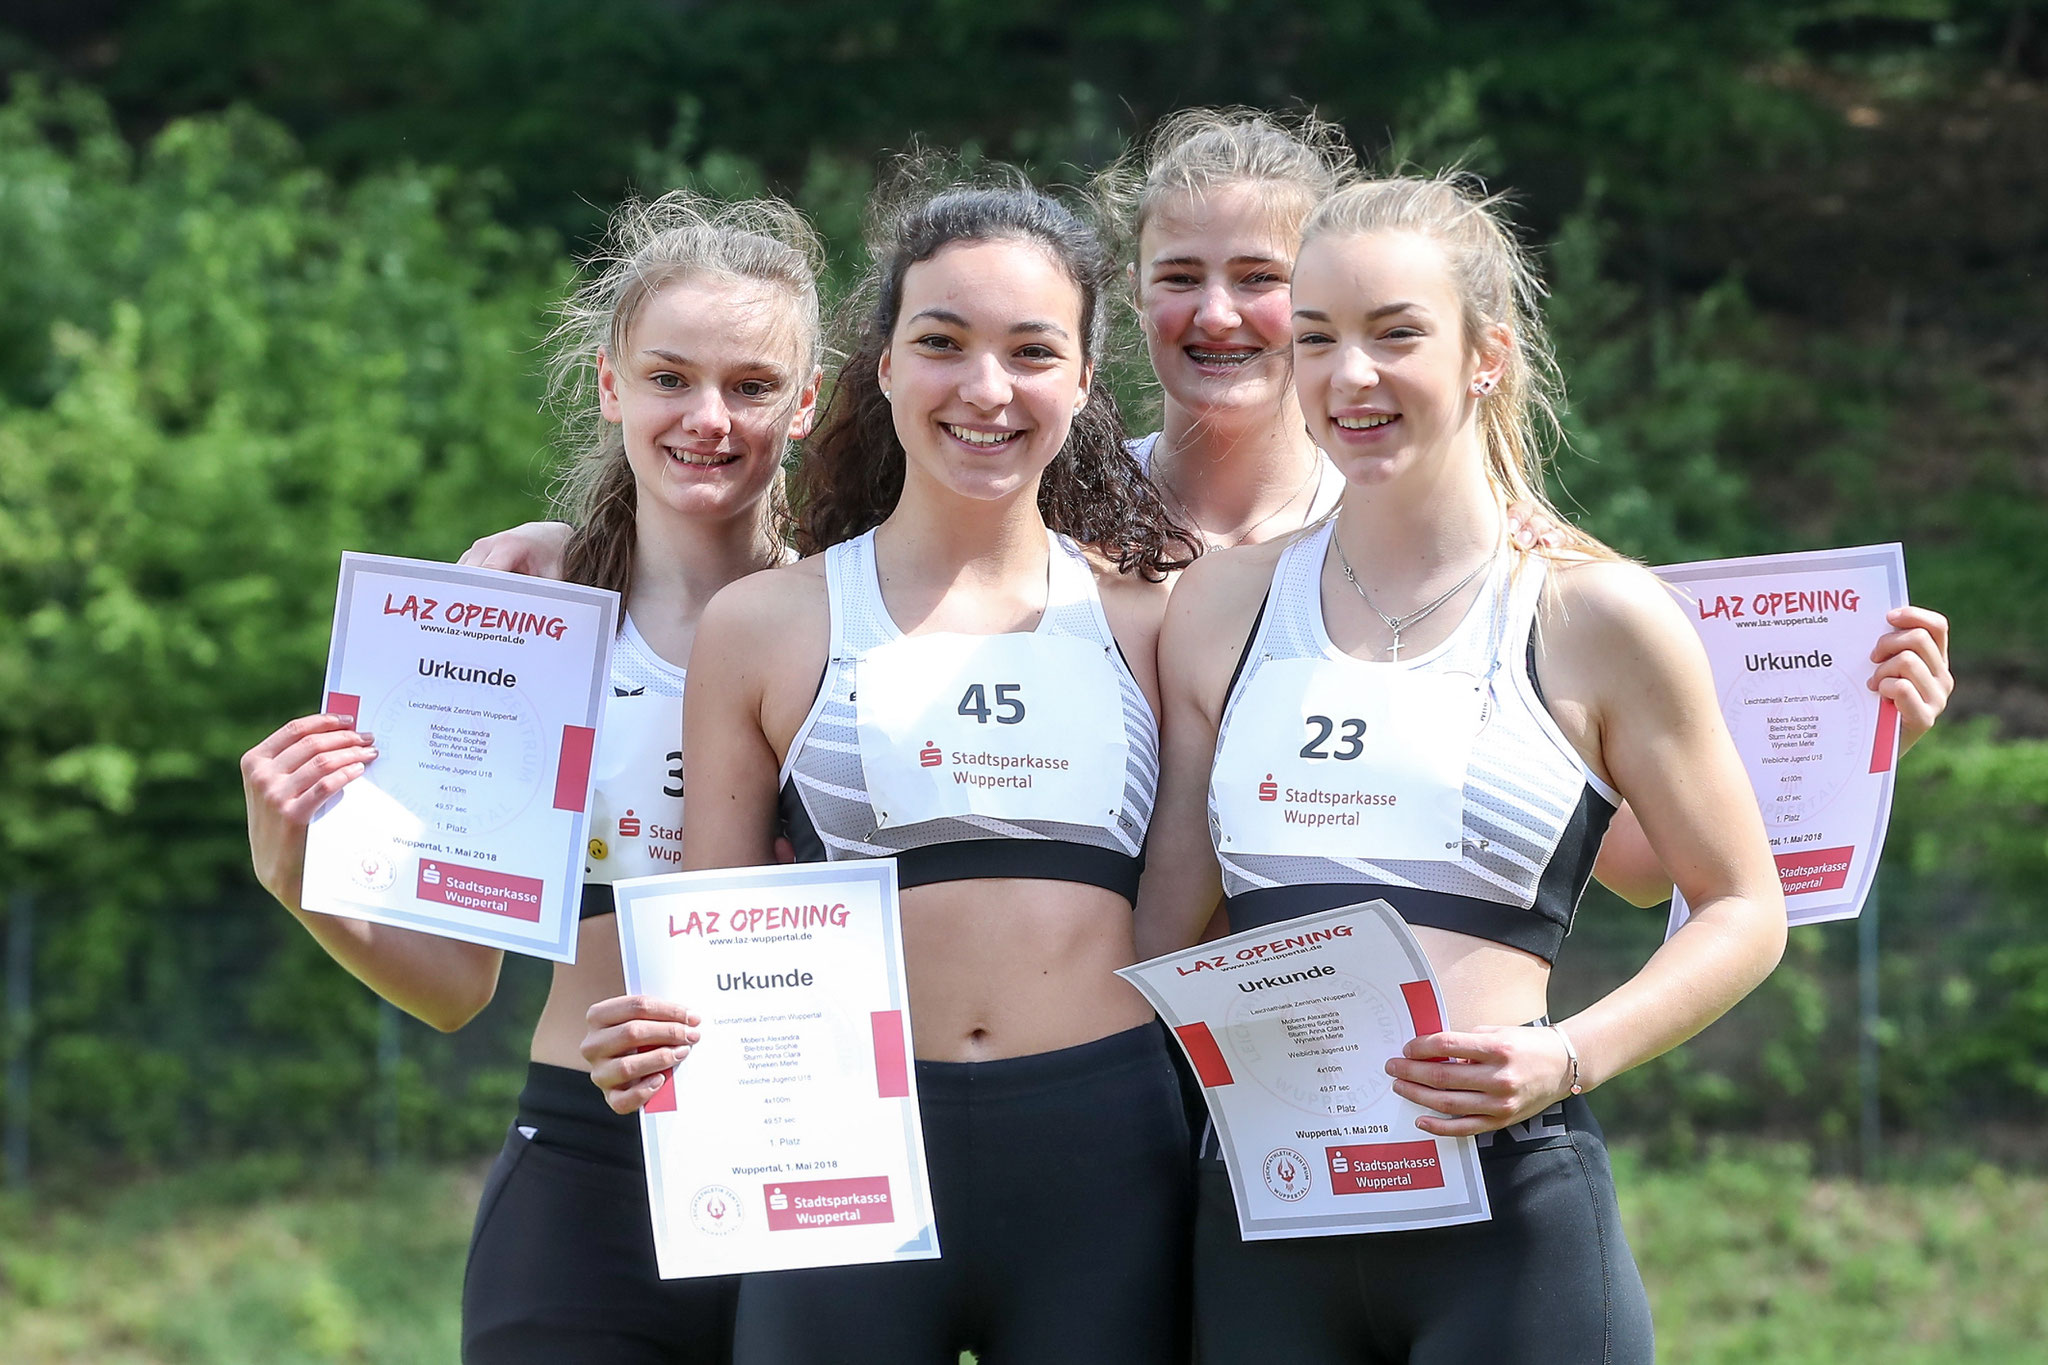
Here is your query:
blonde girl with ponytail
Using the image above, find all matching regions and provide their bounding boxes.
[241,189,824,1364]
[1138,172,1782,1362]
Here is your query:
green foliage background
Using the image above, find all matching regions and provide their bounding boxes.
[0,1,2043,1170]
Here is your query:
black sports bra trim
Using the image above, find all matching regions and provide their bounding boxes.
[1221,778,1617,965]
[892,838,1142,901]
[1222,599,1269,706]
[1225,882,1565,962]
[579,882,616,920]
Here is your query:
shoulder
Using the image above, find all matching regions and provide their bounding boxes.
[1080,543,1172,681]
[1537,554,1716,736]
[1156,538,1289,714]
[1170,534,1288,631]
[698,556,830,653]
[1543,555,1695,658]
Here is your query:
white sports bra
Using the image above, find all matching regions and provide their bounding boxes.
[778,529,1159,902]
[1207,522,1617,962]
[580,615,686,917]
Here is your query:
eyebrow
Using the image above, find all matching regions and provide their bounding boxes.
[1292,302,1428,322]
[907,307,1071,341]
[1150,253,1286,269]
[640,348,790,378]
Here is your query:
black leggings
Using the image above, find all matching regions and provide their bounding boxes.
[734,1022,1193,1365]
[462,1062,738,1365]
[1193,1095,1655,1365]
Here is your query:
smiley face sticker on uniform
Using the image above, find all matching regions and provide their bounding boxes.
[855,631,1132,832]
[1211,656,1481,863]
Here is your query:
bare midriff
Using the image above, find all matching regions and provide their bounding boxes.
[1410,922,1554,1031]
[892,877,1153,1062]
[525,877,1152,1070]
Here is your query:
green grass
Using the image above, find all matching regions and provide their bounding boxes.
[1,1146,2041,1363]
[0,1154,474,1364]
[1622,1146,2048,1363]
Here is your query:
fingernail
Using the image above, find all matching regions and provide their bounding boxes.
[357,731,375,744]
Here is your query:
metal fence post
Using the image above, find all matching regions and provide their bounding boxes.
[5,890,32,1190]
[1857,880,1881,1180]
[376,998,401,1170]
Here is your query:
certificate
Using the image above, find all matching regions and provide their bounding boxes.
[612,861,939,1280]
[1118,902,1489,1240]
[1656,544,1908,932]
[301,553,618,963]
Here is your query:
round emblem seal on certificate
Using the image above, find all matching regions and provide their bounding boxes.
[1263,1148,1313,1202]
[349,847,397,892]
[691,1184,743,1235]
[369,676,547,836]
[1225,970,1402,1117]
[1722,666,1866,829]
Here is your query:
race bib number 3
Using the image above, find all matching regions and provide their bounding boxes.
[855,633,1131,832]
[585,693,686,882]
[1212,658,1478,863]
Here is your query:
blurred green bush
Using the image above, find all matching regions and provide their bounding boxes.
[0,82,561,1163]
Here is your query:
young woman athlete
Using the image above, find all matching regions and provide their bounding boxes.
[1109,108,1350,546]
[1137,172,1933,1363]
[1113,108,1949,909]
[579,179,1201,1365]
[239,191,824,1365]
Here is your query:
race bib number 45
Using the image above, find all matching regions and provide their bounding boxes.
[855,633,1131,832]
[1211,658,1478,863]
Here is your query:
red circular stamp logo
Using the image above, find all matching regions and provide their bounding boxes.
[691,1184,742,1234]
[1263,1147,1313,1202]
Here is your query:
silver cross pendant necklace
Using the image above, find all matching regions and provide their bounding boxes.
[1333,536,1499,661]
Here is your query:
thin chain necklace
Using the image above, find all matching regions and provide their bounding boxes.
[1333,533,1499,661]
[1158,445,1325,550]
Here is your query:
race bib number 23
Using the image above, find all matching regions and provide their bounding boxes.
[1212,658,1478,863]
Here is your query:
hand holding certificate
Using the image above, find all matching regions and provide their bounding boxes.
[1119,902,1489,1240]
[1656,544,1908,932]
[300,553,618,962]
[612,861,939,1280]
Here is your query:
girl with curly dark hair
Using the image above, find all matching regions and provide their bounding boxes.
[582,176,1200,1365]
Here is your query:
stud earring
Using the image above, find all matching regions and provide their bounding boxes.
[1471,376,1496,396]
